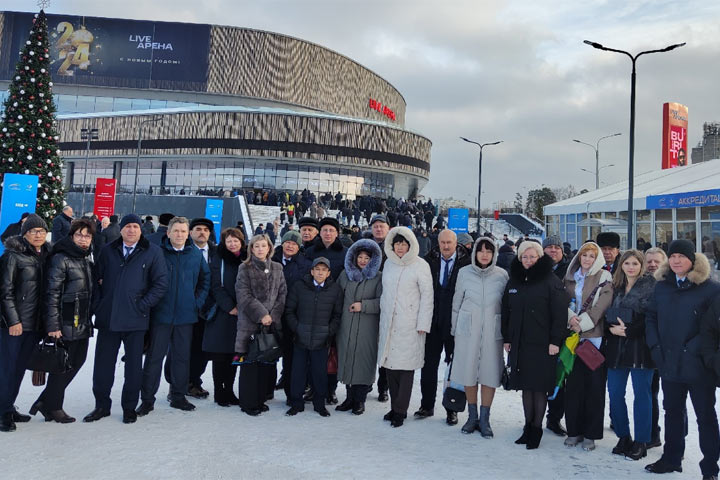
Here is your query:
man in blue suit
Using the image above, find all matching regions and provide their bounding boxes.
[84,214,168,424]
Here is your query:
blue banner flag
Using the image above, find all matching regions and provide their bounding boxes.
[205,199,223,244]
[448,208,469,233]
[0,174,39,255]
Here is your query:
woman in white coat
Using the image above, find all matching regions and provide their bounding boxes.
[378,226,434,428]
[451,237,509,437]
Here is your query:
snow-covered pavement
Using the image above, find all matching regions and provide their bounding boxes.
[6,337,709,479]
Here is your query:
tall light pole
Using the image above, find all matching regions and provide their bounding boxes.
[584,40,685,249]
[460,137,503,233]
[80,127,99,216]
[132,116,163,213]
[572,132,621,189]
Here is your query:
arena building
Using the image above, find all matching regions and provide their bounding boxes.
[0,11,431,209]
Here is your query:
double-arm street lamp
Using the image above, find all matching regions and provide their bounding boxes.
[132,115,163,213]
[584,40,685,249]
[460,137,503,234]
[80,127,99,216]
[572,133,621,190]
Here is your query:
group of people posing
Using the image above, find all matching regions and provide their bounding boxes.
[2,210,720,479]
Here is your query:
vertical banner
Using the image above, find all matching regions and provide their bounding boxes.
[0,173,39,255]
[93,178,117,220]
[448,208,469,233]
[205,198,223,244]
[662,102,689,169]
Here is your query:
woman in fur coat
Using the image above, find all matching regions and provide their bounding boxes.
[502,240,568,449]
[336,239,383,415]
[234,234,287,416]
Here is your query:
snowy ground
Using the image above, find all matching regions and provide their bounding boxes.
[6,337,709,480]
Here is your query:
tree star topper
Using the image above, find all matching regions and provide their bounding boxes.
[37,0,51,10]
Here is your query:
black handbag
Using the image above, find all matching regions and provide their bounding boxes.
[501,358,512,391]
[605,306,633,326]
[245,325,283,364]
[441,360,466,412]
[27,337,72,374]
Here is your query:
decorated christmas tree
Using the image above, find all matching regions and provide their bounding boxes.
[0,9,65,221]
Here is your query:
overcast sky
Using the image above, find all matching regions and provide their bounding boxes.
[6,0,719,207]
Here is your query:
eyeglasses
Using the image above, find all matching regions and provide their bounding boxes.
[521,255,539,261]
[27,229,47,236]
[73,232,93,240]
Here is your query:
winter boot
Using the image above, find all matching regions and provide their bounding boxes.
[478,406,494,438]
[526,425,543,450]
[612,435,633,456]
[625,441,647,461]
[461,404,479,434]
[515,422,531,444]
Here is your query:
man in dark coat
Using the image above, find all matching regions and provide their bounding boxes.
[185,217,216,398]
[51,206,73,245]
[284,257,343,417]
[271,230,311,397]
[542,234,570,435]
[416,229,471,425]
[137,217,210,416]
[304,217,348,281]
[100,214,121,245]
[141,216,156,236]
[597,231,621,273]
[147,213,174,245]
[84,214,168,425]
[0,215,50,432]
[0,212,28,243]
[645,240,720,477]
[424,209,434,231]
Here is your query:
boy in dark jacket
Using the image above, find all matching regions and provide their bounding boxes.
[284,257,343,417]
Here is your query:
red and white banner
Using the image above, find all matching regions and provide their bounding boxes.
[662,102,688,169]
[93,178,117,220]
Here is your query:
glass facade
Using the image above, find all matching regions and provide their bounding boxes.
[67,158,395,199]
[0,91,206,115]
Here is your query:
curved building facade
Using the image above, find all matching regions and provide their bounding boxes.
[0,11,431,200]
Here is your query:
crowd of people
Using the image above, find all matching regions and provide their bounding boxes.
[2,206,720,479]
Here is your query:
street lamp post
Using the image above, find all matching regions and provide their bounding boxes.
[132,116,163,213]
[79,127,99,216]
[460,137,503,234]
[572,133,621,189]
[584,40,685,249]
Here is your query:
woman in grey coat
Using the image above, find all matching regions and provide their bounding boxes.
[451,237,508,437]
[336,239,383,415]
[234,234,287,416]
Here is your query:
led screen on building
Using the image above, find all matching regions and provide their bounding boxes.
[662,102,689,169]
[1,11,211,91]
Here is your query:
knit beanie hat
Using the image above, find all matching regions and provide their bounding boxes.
[542,235,562,249]
[281,230,302,247]
[21,213,48,236]
[120,214,142,229]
